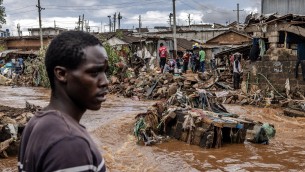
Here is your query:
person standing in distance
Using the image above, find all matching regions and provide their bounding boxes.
[18,31,108,172]
[159,42,168,73]
[199,47,206,72]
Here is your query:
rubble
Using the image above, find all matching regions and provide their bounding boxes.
[134,90,276,147]
[109,56,305,117]
[0,102,40,158]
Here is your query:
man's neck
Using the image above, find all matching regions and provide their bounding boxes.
[45,91,85,122]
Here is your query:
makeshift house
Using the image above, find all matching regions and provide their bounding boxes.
[204,29,252,62]
[244,14,305,92]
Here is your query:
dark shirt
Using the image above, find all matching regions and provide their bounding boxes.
[18,110,106,172]
[249,44,260,61]
[297,43,305,60]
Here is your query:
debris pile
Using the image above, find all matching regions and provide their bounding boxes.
[109,70,234,100]
[134,90,276,147]
[110,65,305,118]
[0,102,40,158]
[0,49,49,87]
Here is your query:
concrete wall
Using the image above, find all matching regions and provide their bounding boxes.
[30,29,64,36]
[243,48,305,93]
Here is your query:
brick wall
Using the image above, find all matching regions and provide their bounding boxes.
[242,48,305,93]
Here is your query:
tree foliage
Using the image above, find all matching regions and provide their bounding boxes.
[24,47,50,88]
[0,0,6,24]
[103,43,121,76]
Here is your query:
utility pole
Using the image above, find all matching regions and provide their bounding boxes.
[113,12,117,32]
[78,15,81,30]
[17,23,21,37]
[118,12,122,29]
[233,3,244,30]
[81,14,84,31]
[108,15,112,32]
[188,14,192,29]
[169,13,173,29]
[172,0,177,59]
[139,15,142,35]
[54,20,56,28]
[36,0,45,50]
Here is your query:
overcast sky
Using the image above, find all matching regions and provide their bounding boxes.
[2,0,261,36]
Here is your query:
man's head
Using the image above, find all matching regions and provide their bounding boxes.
[45,31,109,110]
[160,43,164,47]
[46,31,102,89]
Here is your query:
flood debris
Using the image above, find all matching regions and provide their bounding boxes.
[134,90,276,148]
[0,102,40,158]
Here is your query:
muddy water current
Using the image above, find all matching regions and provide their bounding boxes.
[0,86,304,171]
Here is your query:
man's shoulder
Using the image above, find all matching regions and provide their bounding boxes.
[26,110,84,140]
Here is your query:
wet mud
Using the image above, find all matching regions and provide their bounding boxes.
[0,86,304,171]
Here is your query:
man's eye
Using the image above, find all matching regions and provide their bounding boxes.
[90,71,99,76]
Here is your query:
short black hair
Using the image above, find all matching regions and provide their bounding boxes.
[45,31,101,90]
[160,43,164,46]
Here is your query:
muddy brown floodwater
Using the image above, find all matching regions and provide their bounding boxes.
[0,86,304,172]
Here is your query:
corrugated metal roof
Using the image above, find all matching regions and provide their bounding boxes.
[0,49,20,57]
[0,49,38,58]
[121,35,142,43]
[177,38,193,51]
[262,0,305,16]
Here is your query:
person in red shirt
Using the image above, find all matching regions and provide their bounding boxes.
[182,51,190,73]
[159,43,168,73]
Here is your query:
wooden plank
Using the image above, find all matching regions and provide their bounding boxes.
[284,108,305,117]
[0,138,13,153]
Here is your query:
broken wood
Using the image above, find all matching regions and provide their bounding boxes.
[284,108,305,117]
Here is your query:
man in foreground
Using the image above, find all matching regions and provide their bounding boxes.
[18,31,108,172]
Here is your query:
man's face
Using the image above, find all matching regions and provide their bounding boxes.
[66,45,109,111]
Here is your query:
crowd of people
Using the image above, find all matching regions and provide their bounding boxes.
[158,43,208,75]
[157,43,244,90]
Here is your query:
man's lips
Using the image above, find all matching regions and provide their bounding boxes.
[96,91,108,102]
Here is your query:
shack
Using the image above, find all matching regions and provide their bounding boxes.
[244,14,305,92]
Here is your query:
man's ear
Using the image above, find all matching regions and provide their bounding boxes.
[54,66,68,83]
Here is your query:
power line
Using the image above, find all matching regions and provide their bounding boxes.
[43,0,166,9]
[5,5,36,12]
[7,9,36,15]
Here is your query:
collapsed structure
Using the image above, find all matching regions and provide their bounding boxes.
[134,90,276,148]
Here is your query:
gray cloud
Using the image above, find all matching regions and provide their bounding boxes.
[2,0,261,35]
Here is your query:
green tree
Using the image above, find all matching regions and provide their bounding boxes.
[0,0,6,24]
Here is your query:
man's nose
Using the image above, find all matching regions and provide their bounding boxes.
[98,73,109,87]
